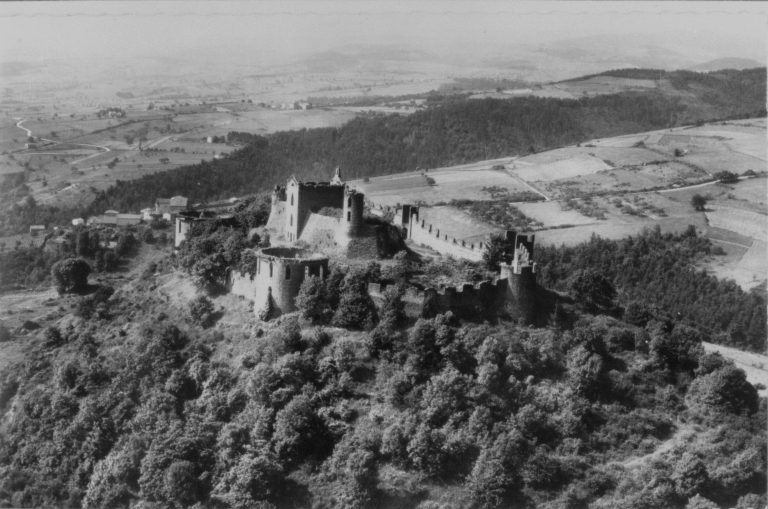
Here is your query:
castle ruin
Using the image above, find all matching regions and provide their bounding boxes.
[266,167,368,252]
[228,167,538,323]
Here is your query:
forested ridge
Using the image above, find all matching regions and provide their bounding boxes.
[535,226,767,352]
[0,225,765,509]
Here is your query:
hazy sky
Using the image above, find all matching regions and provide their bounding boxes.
[0,1,766,65]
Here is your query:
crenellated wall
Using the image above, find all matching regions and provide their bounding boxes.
[392,205,486,261]
[367,278,509,320]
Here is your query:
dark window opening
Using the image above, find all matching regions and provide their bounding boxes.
[347,211,351,221]
[285,266,291,280]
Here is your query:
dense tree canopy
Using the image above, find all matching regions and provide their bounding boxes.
[536,226,766,351]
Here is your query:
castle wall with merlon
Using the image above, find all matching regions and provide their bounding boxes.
[367,278,509,320]
[392,205,485,262]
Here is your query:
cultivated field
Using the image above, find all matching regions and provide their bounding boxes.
[355,168,532,207]
[706,206,768,241]
[511,154,611,182]
[539,161,709,199]
[0,100,366,211]
[514,201,599,227]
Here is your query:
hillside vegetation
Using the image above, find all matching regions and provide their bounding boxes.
[0,223,765,509]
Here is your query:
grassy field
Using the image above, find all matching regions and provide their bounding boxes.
[512,154,611,182]
[539,161,709,199]
[514,201,599,227]
[357,168,532,207]
[706,240,766,291]
[706,206,768,241]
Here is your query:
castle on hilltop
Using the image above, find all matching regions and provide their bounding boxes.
[265,167,366,248]
[225,167,539,323]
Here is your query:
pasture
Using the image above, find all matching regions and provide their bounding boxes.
[511,154,611,182]
[653,126,766,175]
[561,76,659,96]
[706,240,766,291]
[539,161,710,199]
[706,206,767,242]
[514,201,598,227]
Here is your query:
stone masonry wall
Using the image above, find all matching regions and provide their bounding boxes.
[408,220,485,262]
[367,278,508,320]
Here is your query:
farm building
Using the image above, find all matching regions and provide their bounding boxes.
[141,208,158,221]
[71,218,85,226]
[155,196,189,216]
[29,225,46,235]
[88,211,142,226]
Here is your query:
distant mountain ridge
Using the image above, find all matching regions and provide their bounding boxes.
[688,57,765,72]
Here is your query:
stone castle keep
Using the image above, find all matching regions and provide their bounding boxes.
[222,168,538,322]
[265,167,367,248]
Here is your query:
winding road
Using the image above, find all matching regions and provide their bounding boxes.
[14,118,111,163]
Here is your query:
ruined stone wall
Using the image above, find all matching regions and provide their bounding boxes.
[230,270,257,301]
[175,217,193,247]
[299,213,346,255]
[367,283,425,318]
[407,217,485,261]
[266,201,287,235]
[286,181,345,241]
[376,203,488,261]
[367,278,508,320]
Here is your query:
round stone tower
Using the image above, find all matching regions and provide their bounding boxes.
[253,247,329,319]
[342,186,365,237]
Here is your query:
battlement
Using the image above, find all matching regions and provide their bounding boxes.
[367,277,509,319]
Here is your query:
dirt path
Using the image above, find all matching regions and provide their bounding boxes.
[15,118,111,159]
[621,422,697,469]
[503,169,551,201]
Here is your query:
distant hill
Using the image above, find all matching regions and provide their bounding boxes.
[688,57,765,72]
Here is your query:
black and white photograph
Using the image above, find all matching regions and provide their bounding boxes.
[0,1,766,508]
